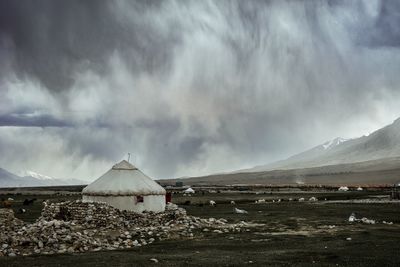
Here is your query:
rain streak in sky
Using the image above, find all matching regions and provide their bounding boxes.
[1,0,400,181]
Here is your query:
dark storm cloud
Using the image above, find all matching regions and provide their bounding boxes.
[1,0,400,180]
[366,0,400,47]
[0,0,179,91]
[0,112,71,127]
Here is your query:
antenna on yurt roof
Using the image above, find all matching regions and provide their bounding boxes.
[127,153,131,163]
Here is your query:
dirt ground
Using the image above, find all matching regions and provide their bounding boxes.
[1,191,400,266]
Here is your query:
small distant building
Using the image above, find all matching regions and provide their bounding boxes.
[338,186,349,192]
[175,181,183,187]
[184,187,195,194]
[82,160,166,213]
[309,197,318,202]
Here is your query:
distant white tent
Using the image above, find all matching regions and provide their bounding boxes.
[309,197,318,202]
[184,187,195,194]
[338,186,349,191]
[356,187,363,191]
[82,160,166,213]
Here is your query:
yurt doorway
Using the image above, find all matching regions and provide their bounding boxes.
[136,195,144,203]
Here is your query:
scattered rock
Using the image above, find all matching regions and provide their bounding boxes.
[348,213,356,222]
[234,208,248,214]
[361,217,375,224]
[0,200,249,257]
[348,213,376,224]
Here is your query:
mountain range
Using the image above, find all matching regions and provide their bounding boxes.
[241,117,400,172]
[165,118,400,185]
[0,168,85,188]
[3,118,400,187]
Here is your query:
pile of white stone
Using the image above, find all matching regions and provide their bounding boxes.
[0,201,248,257]
[0,209,23,228]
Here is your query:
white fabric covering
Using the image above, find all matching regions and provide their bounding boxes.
[184,187,195,194]
[82,160,166,212]
[338,186,349,191]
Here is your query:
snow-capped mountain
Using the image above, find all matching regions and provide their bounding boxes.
[238,117,400,172]
[0,168,47,187]
[0,169,86,188]
[19,170,57,181]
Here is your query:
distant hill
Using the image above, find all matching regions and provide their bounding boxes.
[0,168,85,188]
[163,157,400,186]
[239,118,400,172]
[0,168,28,187]
[163,118,400,186]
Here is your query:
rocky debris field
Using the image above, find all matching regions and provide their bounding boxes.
[0,201,250,257]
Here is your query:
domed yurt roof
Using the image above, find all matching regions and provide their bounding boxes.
[184,187,195,193]
[82,160,166,196]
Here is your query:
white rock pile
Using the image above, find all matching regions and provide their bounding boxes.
[0,201,248,257]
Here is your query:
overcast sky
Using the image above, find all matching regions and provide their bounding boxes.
[1,0,400,181]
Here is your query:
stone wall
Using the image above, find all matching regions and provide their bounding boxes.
[0,201,248,257]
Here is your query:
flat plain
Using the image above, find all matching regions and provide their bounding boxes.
[1,190,400,266]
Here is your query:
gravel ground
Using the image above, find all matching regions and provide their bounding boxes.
[1,191,399,266]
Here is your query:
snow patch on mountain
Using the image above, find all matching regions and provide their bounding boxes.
[19,170,58,180]
[321,137,350,150]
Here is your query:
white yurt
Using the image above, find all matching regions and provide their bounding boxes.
[82,160,166,213]
[338,186,349,192]
[184,187,195,194]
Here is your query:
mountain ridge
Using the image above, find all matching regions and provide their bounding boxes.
[0,168,85,188]
[162,156,400,186]
[239,118,400,173]
[160,117,400,185]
